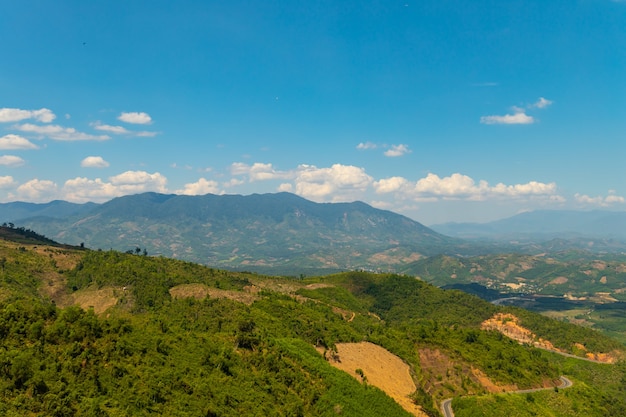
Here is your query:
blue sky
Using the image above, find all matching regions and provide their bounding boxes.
[1,0,625,225]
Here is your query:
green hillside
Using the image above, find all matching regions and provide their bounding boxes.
[0,234,625,416]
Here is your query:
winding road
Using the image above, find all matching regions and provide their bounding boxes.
[440,376,573,417]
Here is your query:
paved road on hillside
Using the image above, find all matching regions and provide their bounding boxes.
[440,376,573,417]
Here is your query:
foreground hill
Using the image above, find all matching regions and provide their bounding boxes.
[16,192,471,274]
[0,233,625,416]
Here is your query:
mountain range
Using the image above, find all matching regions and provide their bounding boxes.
[3,193,626,274]
[3,192,465,274]
[431,209,626,240]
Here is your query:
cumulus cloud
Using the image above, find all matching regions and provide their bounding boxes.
[277,183,293,192]
[81,156,110,168]
[480,112,535,125]
[375,172,559,202]
[0,107,56,123]
[14,124,110,141]
[109,170,167,193]
[384,144,411,157]
[63,177,119,202]
[293,164,373,202]
[118,112,152,124]
[91,122,130,134]
[0,134,39,150]
[62,171,168,203]
[0,155,25,167]
[356,142,378,150]
[575,192,625,207]
[373,176,411,193]
[176,178,221,195]
[14,179,58,202]
[0,176,16,188]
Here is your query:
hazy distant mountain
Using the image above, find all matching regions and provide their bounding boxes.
[17,192,466,274]
[0,200,97,223]
[430,210,626,240]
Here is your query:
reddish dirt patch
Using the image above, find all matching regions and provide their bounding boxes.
[481,313,622,363]
[482,313,560,351]
[320,342,427,417]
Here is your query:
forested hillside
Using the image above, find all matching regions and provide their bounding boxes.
[0,233,625,416]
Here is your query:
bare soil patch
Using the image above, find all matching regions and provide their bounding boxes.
[418,348,516,398]
[482,313,560,351]
[69,286,122,314]
[481,313,622,363]
[169,283,258,305]
[549,276,568,285]
[320,342,427,417]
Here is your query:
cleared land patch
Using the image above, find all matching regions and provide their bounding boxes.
[320,341,427,417]
[169,283,258,305]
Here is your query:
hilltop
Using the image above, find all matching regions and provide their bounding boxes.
[0,232,625,416]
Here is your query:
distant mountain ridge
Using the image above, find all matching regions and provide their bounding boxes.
[13,192,463,273]
[431,209,626,240]
[0,200,97,222]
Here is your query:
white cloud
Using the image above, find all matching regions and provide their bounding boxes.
[14,179,58,202]
[384,144,411,157]
[277,183,293,192]
[533,97,553,109]
[480,112,535,125]
[481,97,552,125]
[0,134,39,150]
[15,123,110,141]
[118,112,152,124]
[109,170,167,193]
[223,178,244,188]
[0,176,16,188]
[373,176,411,193]
[62,171,168,203]
[177,178,221,195]
[92,122,130,134]
[415,173,489,198]
[293,164,373,202]
[62,177,119,203]
[0,155,25,167]
[356,142,378,150]
[81,156,110,168]
[575,193,625,207]
[135,131,159,137]
[0,108,56,123]
[91,122,157,137]
[230,162,292,181]
[375,172,559,203]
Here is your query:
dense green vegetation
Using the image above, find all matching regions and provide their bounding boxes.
[453,358,626,417]
[0,236,625,416]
